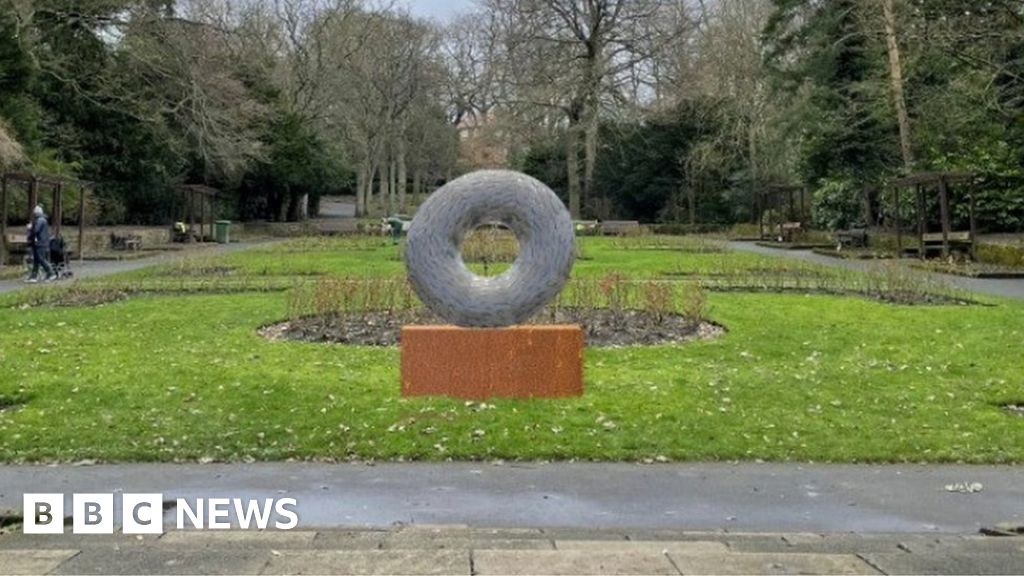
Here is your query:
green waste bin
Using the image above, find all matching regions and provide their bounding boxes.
[385,217,407,244]
[214,220,231,244]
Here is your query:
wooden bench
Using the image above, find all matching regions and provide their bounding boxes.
[2,234,30,268]
[762,221,805,243]
[4,233,29,254]
[780,222,803,242]
[600,220,641,236]
[574,220,600,233]
[110,233,143,251]
[5,233,28,246]
[836,228,868,249]
[922,231,972,255]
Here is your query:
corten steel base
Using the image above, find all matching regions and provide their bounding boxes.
[401,325,584,400]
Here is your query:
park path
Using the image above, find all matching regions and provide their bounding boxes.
[0,240,273,295]
[4,524,1022,575]
[313,195,359,234]
[728,241,1024,300]
[0,462,1021,533]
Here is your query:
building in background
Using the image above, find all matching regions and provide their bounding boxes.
[456,112,508,171]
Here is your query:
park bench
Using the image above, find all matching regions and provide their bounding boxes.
[836,228,869,249]
[779,221,803,242]
[110,232,142,251]
[2,233,33,269]
[4,233,30,256]
[922,231,972,255]
[574,220,599,233]
[4,233,28,247]
[600,220,641,236]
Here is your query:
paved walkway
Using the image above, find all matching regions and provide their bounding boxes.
[0,241,273,295]
[1,463,1022,534]
[319,196,356,219]
[728,241,1024,300]
[2,525,1023,574]
[314,196,359,234]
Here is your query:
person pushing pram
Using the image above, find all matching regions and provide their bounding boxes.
[24,204,57,283]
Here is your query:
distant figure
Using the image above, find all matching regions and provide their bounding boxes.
[25,205,55,283]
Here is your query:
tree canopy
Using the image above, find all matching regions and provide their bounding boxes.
[0,0,1021,229]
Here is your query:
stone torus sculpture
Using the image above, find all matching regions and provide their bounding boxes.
[404,170,576,327]
[400,170,584,399]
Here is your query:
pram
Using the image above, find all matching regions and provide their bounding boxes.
[49,237,74,279]
[27,237,74,280]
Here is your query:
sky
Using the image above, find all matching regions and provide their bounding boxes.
[404,0,475,22]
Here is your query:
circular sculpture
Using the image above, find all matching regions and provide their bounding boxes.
[404,170,576,327]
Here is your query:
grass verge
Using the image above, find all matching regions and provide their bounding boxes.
[0,236,1020,463]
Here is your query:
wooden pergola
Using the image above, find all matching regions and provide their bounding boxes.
[890,171,978,260]
[757,183,810,240]
[175,184,219,242]
[1,172,92,266]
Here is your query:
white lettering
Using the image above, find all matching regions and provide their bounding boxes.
[233,498,273,530]
[207,498,231,529]
[274,498,299,530]
[176,498,204,529]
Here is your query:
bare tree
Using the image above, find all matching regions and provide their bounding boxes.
[486,0,685,218]
[676,0,795,220]
[441,10,503,126]
[106,3,269,181]
[322,10,445,216]
[256,0,376,122]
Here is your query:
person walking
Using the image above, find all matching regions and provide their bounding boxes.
[25,205,55,283]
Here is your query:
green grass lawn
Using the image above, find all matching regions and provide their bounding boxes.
[0,236,1022,464]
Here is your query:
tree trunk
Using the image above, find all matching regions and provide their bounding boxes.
[882,0,914,170]
[583,111,598,216]
[265,188,277,221]
[368,163,379,217]
[355,164,366,217]
[285,186,297,222]
[389,156,398,214]
[688,182,697,226]
[378,159,389,216]
[581,32,603,218]
[671,184,681,223]
[748,126,760,225]
[565,124,582,219]
[358,160,374,218]
[862,186,877,227]
[397,143,408,212]
[411,168,421,208]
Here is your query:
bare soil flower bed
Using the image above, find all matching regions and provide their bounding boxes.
[261,308,724,347]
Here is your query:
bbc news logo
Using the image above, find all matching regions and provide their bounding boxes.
[23,494,299,534]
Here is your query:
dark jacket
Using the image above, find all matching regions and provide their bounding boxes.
[30,215,51,248]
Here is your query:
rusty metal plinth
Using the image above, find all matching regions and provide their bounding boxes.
[400,325,584,400]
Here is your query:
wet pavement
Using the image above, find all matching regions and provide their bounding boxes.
[1,463,1021,533]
